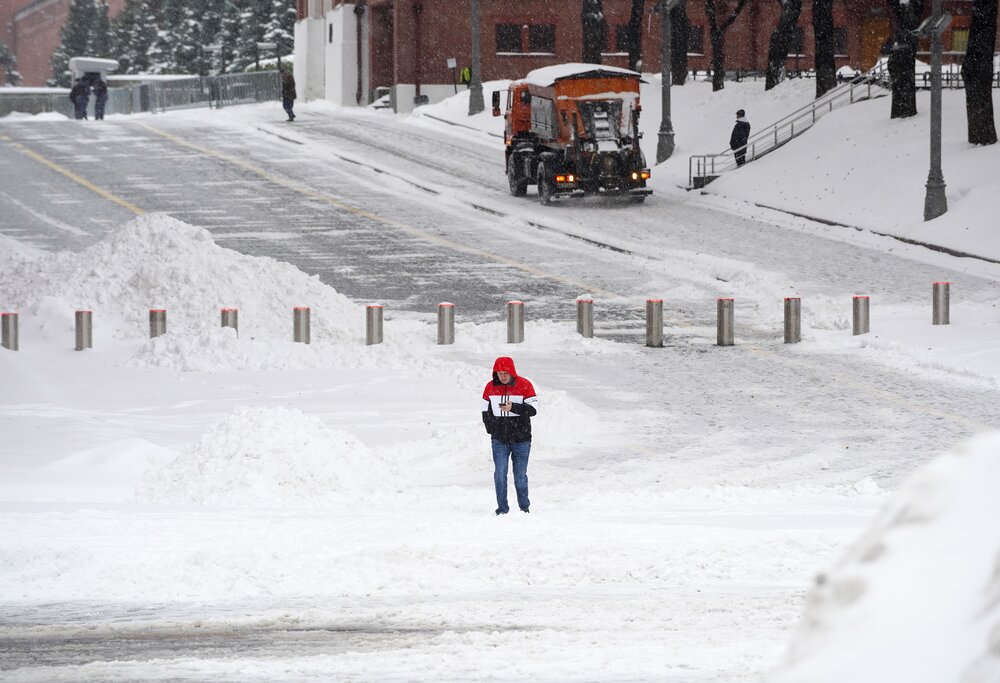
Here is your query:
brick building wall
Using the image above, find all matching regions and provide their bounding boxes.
[2,0,125,86]
[363,0,993,97]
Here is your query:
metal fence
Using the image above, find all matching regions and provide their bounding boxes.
[0,71,281,119]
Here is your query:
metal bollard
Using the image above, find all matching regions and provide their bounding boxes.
[366,304,383,345]
[149,309,166,338]
[645,298,663,348]
[293,307,310,344]
[577,298,594,338]
[784,297,801,344]
[507,301,524,343]
[221,308,239,334]
[437,302,455,345]
[932,281,950,325]
[852,296,870,336]
[717,298,734,346]
[75,310,92,351]
[1,312,18,351]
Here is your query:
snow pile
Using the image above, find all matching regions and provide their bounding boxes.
[138,405,400,506]
[770,432,1000,683]
[0,213,364,343]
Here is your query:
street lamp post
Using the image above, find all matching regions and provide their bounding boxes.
[656,0,678,163]
[468,0,484,115]
[922,0,950,221]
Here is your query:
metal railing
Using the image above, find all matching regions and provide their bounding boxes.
[689,70,890,188]
[0,71,281,119]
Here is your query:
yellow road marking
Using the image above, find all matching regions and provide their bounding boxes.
[5,140,144,215]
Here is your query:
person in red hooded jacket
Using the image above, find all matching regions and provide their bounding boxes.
[482,356,538,515]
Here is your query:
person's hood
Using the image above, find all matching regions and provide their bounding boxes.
[492,356,517,382]
[736,116,748,122]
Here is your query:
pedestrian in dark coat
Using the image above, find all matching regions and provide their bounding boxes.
[481,356,539,515]
[93,79,108,120]
[730,109,751,167]
[281,72,296,121]
[69,78,90,120]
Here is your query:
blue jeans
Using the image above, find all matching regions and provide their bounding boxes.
[492,439,530,512]
[283,99,295,119]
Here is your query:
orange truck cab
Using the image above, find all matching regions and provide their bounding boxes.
[492,63,651,204]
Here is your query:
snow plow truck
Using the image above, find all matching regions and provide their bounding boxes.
[492,63,652,204]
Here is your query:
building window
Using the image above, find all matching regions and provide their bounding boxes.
[951,28,969,52]
[528,24,555,53]
[834,27,847,56]
[689,25,704,54]
[789,26,804,55]
[496,23,522,53]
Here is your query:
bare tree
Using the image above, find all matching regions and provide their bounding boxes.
[706,0,749,91]
[961,0,998,144]
[671,1,690,84]
[582,0,608,64]
[887,0,923,119]
[627,0,689,82]
[812,0,837,97]
[765,0,802,90]
[626,0,645,71]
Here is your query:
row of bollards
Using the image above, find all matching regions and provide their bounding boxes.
[0,282,958,352]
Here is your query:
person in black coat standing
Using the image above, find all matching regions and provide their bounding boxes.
[69,78,90,120]
[730,109,751,167]
[281,72,296,121]
[93,79,108,120]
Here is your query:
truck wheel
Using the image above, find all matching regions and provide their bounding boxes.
[507,156,527,197]
[537,164,553,205]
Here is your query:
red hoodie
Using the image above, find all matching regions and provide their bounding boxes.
[481,357,538,443]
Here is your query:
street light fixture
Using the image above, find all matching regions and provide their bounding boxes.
[656,0,680,163]
[256,41,279,71]
[468,0,484,115]
[916,3,951,221]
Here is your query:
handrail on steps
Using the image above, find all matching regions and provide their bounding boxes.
[688,69,889,189]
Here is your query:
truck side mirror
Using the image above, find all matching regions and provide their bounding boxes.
[492,90,501,117]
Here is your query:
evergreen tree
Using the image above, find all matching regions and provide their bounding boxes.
[49,0,98,86]
[581,0,607,64]
[962,0,998,144]
[149,0,183,72]
[0,40,22,86]
[812,0,837,97]
[113,0,160,74]
[171,0,203,74]
[263,0,295,59]
[88,1,113,58]
[111,0,141,73]
[235,0,270,71]
[217,0,246,74]
[764,0,802,90]
[195,0,224,75]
